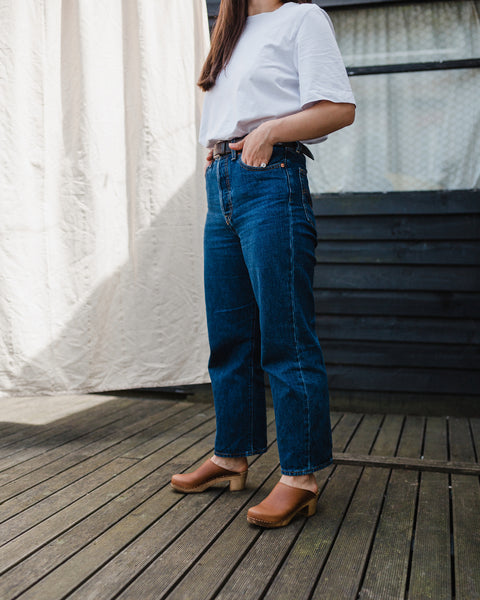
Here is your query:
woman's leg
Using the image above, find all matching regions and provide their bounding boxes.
[204,158,268,461]
[231,149,332,479]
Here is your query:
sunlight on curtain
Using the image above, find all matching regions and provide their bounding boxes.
[0,0,211,397]
[309,1,480,192]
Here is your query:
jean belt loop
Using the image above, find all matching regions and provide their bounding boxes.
[231,146,237,160]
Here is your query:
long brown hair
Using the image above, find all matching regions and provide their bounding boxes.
[198,0,312,91]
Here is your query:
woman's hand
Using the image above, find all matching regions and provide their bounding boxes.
[229,123,274,167]
[205,149,214,173]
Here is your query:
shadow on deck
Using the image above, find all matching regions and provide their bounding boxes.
[0,392,479,599]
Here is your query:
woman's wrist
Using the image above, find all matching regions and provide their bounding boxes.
[260,119,282,146]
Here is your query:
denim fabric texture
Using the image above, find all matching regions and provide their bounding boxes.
[204,145,332,475]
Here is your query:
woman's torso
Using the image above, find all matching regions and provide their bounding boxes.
[199,3,355,148]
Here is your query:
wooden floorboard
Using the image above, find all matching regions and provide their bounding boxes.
[0,394,479,600]
[0,401,192,503]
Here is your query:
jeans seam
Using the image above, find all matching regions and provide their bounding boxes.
[285,166,312,473]
[299,167,315,228]
[248,304,256,454]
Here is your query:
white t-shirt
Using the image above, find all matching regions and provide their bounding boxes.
[199,2,355,148]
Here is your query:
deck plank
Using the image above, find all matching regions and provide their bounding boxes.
[154,413,346,600]
[0,405,213,535]
[0,411,217,579]
[0,415,219,600]
[408,416,451,600]
[0,397,477,600]
[258,414,391,600]
[357,413,422,600]
[0,401,195,511]
[0,397,137,462]
[449,417,480,599]
[74,422,279,600]
[309,415,399,600]
[0,398,180,483]
[13,407,274,600]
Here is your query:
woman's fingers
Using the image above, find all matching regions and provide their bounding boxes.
[230,132,273,167]
[205,149,214,173]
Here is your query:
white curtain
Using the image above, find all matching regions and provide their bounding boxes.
[309,0,480,193]
[0,0,211,397]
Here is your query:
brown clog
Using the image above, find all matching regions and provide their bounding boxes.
[247,482,319,528]
[171,458,248,493]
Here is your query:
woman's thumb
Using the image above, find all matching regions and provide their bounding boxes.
[229,139,244,150]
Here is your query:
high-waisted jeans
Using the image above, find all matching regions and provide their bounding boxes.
[204,144,332,475]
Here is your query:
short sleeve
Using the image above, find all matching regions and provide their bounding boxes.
[295,6,356,109]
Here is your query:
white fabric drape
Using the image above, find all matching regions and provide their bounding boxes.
[309,0,480,193]
[0,0,211,397]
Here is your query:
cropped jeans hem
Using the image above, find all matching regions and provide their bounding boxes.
[280,455,333,476]
[214,447,268,459]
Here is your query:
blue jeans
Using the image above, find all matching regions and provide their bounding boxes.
[204,144,332,475]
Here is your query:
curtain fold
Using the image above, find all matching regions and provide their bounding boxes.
[0,0,211,397]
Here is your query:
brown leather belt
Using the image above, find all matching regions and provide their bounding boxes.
[212,139,314,160]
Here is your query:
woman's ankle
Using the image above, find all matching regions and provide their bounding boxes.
[280,473,318,494]
[211,454,248,472]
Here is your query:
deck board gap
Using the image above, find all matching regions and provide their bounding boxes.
[448,473,456,600]
[404,470,421,600]
[468,419,479,463]
[393,414,407,457]
[446,416,452,462]
[368,413,387,455]
[342,413,366,453]
[419,415,428,460]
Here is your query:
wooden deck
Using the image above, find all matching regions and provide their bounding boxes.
[0,393,479,600]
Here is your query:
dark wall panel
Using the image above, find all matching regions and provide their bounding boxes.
[314,290,480,319]
[313,190,480,399]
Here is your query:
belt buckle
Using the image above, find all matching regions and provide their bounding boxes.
[213,140,228,160]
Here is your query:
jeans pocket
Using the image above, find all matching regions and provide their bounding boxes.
[238,155,284,171]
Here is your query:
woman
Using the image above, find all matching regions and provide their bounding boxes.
[171,0,355,528]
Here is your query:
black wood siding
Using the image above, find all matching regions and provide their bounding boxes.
[313,190,480,398]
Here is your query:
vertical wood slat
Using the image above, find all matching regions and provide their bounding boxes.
[358,414,422,600]
[408,417,451,600]
[449,417,480,600]
[308,415,402,600]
